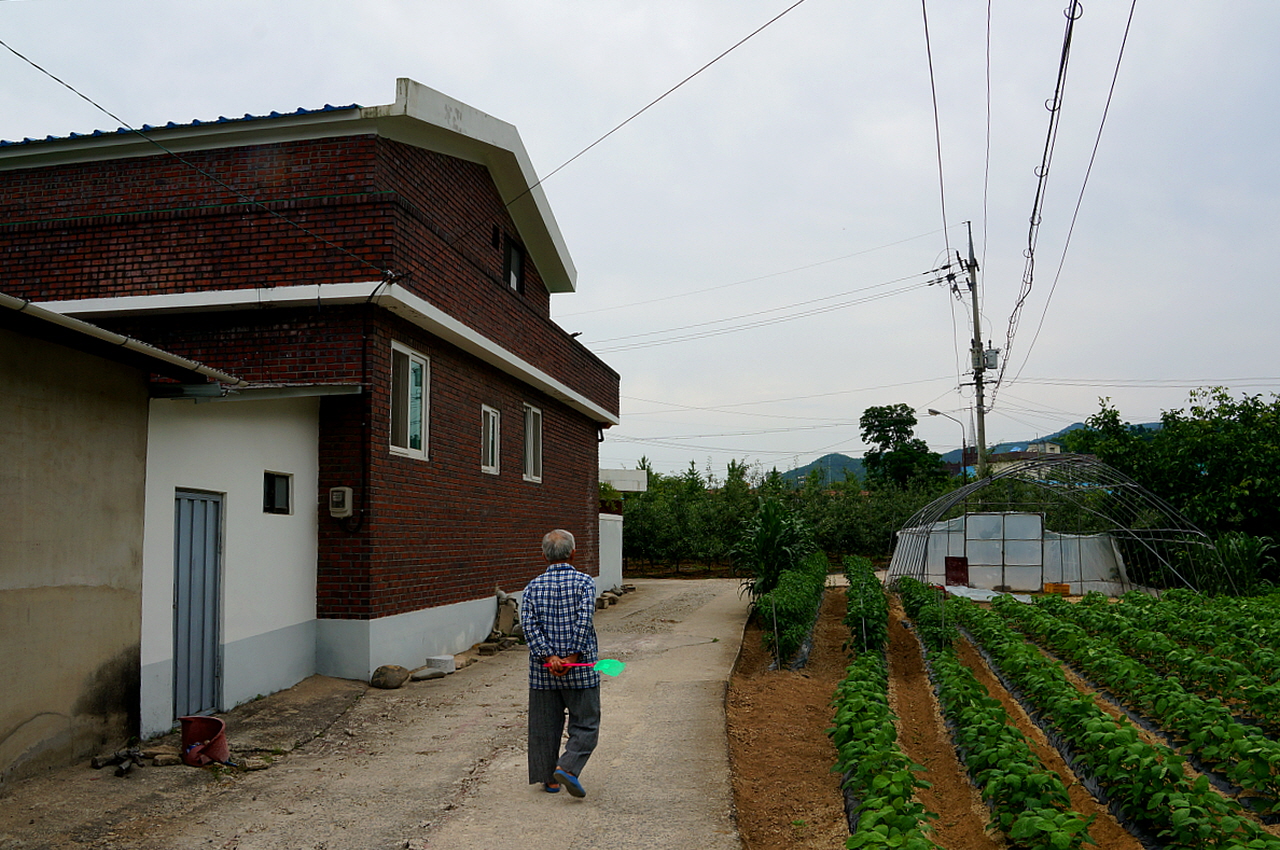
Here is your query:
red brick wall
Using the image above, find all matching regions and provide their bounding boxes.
[0,135,617,414]
[0,138,390,296]
[355,315,601,618]
[0,131,616,619]
[103,306,601,620]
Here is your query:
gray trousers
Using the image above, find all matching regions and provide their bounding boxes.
[527,687,601,785]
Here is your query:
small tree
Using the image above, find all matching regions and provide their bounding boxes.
[732,497,816,599]
[860,403,948,489]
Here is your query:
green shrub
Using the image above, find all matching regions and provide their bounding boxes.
[733,497,816,599]
[845,555,888,654]
[1213,532,1278,595]
[755,550,828,662]
[893,576,955,652]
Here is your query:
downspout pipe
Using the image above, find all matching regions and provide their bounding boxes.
[0,292,247,388]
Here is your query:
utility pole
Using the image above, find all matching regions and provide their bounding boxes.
[929,221,994,477]
[964,222,990,478]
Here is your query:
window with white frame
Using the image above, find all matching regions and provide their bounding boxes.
[481,405,500,475]
[390,342,429,459]
[523,404,542,482]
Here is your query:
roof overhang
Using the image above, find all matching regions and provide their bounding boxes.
[0,79,576,293]
[1,291,245,387]
[39,283,619,427]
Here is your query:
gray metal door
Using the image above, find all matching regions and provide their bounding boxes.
[173,490,222,718]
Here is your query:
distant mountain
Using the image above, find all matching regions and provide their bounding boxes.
[940,422,1090,464]
[780,453,863,487]
[781,421,1162,483]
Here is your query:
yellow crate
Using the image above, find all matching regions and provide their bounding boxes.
[1042,583,1071,596]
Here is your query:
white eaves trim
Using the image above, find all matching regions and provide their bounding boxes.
[39,283,619,427]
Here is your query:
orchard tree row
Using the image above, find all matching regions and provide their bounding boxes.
[617,389,1279,591]
[617,405,951,571]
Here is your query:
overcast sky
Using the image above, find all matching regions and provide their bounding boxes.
[3,1,1277,477]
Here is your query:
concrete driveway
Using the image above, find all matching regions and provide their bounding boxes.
[0,578,751,850]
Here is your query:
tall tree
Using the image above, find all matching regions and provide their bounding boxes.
[1069,389,1280,539]
[859,403,947,488]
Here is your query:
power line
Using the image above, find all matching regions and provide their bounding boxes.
[990,1,1084,409]
[557,226,956,318]
[448,0,813,249]
[1008,0,1138,387]
[620,421,859,441]
[624,375,955,414]
[919,0,951,260]
[1012,376,1280,389]
[589,272,925,345]
[592,276,932,352]
[607,432,857,458]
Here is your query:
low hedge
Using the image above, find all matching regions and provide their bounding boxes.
[754,550,829,663]
[844,555,888,654]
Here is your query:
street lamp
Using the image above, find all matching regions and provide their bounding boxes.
[928,409,967,484]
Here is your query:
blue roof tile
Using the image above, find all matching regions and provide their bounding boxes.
[0,103,361,148]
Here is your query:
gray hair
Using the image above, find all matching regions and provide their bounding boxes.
[541,529,576,561]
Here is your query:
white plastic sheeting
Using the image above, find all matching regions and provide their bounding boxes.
[888,512,1130,596]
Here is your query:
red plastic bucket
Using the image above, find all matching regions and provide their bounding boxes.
[178,715,230,766]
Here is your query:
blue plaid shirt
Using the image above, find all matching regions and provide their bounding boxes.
[522,562,600,689]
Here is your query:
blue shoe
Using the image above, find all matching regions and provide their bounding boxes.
[553,768,585,798]
[543,782,560,793]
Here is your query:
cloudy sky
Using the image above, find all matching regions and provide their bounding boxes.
[3,1,1277,477]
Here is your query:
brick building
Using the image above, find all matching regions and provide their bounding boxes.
[1,79,619,740]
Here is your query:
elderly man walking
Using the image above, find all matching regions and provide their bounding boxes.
[522,528,600,797]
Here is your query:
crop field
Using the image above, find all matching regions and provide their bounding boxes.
[745,562,1280,850]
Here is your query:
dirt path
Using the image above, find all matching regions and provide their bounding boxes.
[0,580,749,850]
[726,588,850,850]
[955,636,1144,850]
[886,599,1005,849]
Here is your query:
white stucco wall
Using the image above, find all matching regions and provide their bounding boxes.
[598,512,624,593]
[140,396,319,737]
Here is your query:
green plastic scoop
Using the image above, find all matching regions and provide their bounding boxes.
[543,658,626,676]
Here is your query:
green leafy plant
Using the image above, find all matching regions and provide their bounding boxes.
[754,551,828,662]
[999,593,1280,814]
[829,558,942,849]
[733,496,816,599]
[893,577,956,652]
[952,596,1280,848]
[844,555,888,654]
[829,652,943,850]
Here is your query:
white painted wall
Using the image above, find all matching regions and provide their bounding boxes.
[598,512,624,593]
[316,595,497,680]
[140,396,319,737]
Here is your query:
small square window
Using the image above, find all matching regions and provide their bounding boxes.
[264,472,291,515]
[481,405,500,475]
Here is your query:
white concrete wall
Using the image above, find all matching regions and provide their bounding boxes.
[140,396,319,737]
[598,512,624,593]
[316,596,497,680]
